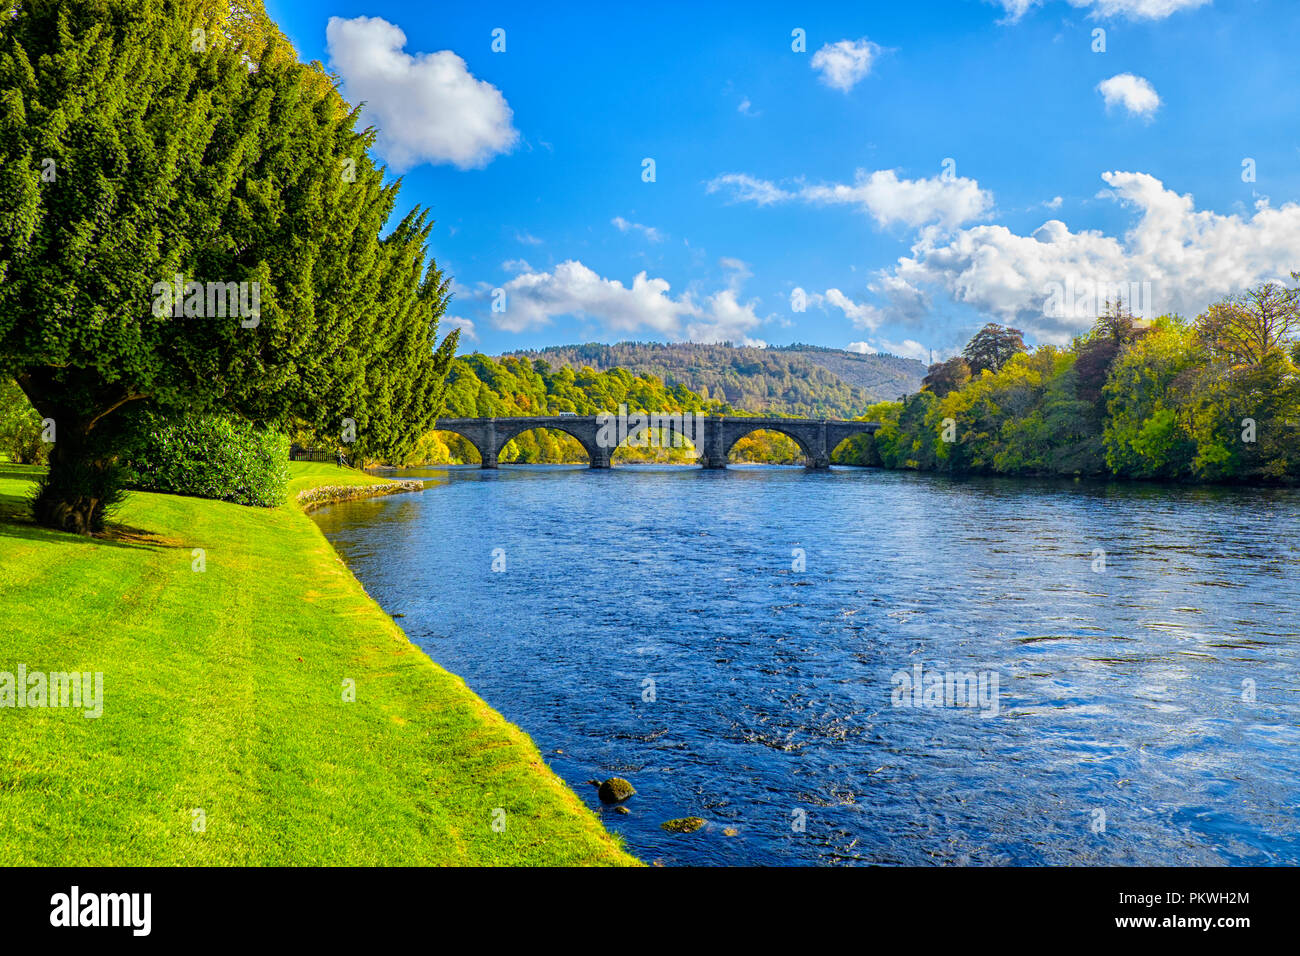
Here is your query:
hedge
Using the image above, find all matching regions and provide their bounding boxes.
[119,413,289,507]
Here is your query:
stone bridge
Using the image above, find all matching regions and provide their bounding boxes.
[432,414,880,469]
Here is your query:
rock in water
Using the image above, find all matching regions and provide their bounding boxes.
[597,777,636,803]
[661,817,706,833]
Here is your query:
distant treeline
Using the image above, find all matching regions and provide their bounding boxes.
[501,341,925,417]
[838,281,1300,484]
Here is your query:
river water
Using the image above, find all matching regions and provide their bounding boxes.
[311,464,1300,866]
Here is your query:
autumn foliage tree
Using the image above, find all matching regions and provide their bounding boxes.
[1194,277,1300,368]
[921,356,971,398]
[1073,298,1150,403]
[0,0,457,532]
[961,323,1026,376]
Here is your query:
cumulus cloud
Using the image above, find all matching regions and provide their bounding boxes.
[811,38,882,92]
[992,0,1211,21]
[708,169,993,231]
[443,315,477,341]
[687,258,764,343]
[867,171,1300,342]
[803,169,994,231]
[1097,73,1161,118]
[326,16,518,170]
[686,287,765,344]
[489,259,766,344]
[611,216,664,242]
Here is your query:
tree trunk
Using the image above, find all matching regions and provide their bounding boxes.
[31,422,117,534]
[15,369,138,535]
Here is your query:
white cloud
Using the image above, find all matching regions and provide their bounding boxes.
[706,173,793,206]
[1097,73,1161,118]
[803,169,993,231]
[515,231,543,246]
[443,316,477,341]
[867,171,1300,342]
[811,38,882,92]
[848,338,930,362]
[687,258,764,344]
[993,0,1211,21]
[494,260,679,335]
[1087,0,1211,16]
[824,289,885,330]
[708,168,993,231]
[737,97,758,116]
[611,216,664,242]
[1044,196,1063,209]
[993,0,1039,17]
[687,287,765,344]
[326,16,518,170]
[490,258,766,344]
[718,257,751,280]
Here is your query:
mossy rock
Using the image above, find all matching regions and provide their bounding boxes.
[661,817,706,833]
[597,777,636,803]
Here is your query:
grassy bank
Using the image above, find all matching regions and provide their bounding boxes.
[0,462,636,865]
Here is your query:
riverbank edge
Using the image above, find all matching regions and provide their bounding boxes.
[286,468,641,865]
[296,478,427,512]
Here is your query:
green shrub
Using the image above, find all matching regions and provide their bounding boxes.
[120,413,289,507]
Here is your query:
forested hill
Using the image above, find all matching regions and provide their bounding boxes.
[500,342,927,418]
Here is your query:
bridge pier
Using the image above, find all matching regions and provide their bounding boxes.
[806,422,830,469]
[699,418,727,469]
[590,448,612,469]
[479,421,499,468]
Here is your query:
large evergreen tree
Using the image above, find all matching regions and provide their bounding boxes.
[0,0,457,532]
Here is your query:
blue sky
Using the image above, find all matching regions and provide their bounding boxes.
[265,0,1300,361]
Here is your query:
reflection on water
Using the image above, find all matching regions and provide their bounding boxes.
[312,465,1300,865]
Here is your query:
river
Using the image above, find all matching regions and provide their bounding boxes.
[310,464,1300,866]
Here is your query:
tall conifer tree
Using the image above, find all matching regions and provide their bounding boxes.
[0,0,458,531]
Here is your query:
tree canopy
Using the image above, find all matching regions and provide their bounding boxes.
[0,0,456,530]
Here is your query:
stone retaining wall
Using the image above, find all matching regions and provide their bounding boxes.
[296,480,426,512]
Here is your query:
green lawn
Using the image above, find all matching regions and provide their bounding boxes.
[0,462,636,865]
[284,461,400,498]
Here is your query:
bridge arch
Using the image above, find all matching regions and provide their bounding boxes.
[427,423,488,465]
[828,431,872,465]
[721,424,816,464]
[495,423,604,466]
[610,417,701,463]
